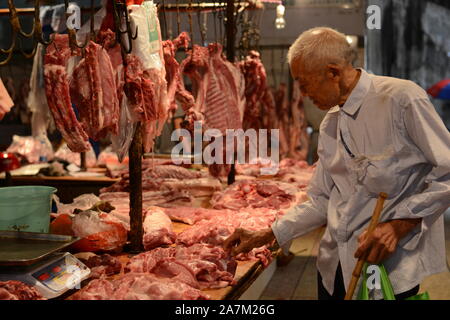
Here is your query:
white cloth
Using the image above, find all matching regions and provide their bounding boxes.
[271,69,450,299]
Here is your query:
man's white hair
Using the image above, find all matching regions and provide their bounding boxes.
[287,27,356,72]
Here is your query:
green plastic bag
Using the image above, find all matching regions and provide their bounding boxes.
[357,263,430,300]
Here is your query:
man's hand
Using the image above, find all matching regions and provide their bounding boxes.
[223,228,276,256]
[354,218,422,264]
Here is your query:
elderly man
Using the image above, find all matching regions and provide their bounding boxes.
[224,27,450,300]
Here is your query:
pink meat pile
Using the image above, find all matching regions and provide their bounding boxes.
[176,207,282,267]
[125,244,237,290]
[71,273,208,300]
[275,158,316,188]
[142,206,176,250]
[211,179,301,211]
[76,253,123,279]
[0,281,45,300]
[100,164,204,193]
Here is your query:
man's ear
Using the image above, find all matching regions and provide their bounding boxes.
[325,64,341,82]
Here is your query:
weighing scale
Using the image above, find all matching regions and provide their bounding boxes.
[0,231,91,299]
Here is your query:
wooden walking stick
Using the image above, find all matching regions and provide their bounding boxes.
[344,192,388,300]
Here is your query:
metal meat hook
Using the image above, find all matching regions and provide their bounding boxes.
[112,0,138,54]
[7,0,35,39]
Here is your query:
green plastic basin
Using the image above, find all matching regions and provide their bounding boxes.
[0,186,57,233]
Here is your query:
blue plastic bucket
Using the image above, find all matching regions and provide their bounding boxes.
[0,186,57,233]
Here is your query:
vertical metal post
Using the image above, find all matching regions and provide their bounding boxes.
[226,0,236,185]
[128,122,144,253]
[80,152,87,171]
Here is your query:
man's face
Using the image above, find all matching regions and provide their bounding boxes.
[291,60,341,110]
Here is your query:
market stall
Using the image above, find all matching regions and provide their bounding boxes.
[0,0,314,301]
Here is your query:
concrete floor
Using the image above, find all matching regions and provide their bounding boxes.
[260,209,450,300]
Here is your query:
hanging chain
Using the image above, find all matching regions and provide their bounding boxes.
[217,3,223,45]
[237,5,247,59]
[161,0,168,39]
[202,10,208,45]
[280,47,286,85]
[196,0,205,45]
[167,9,173,39]
[212,1,217,44]
[176,0,181,36]
[188,0,194,45]
[271,48,277,88]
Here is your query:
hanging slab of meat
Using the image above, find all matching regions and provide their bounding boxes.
[97,30,124,109]
[210,179,299,211]
[70,210,128,253]
[180,43,245,133]
[0,281,46,300]
[238,50,275,130]
[125,244,237,289]
[69,40,120,140]
[71,273,209,300]
[43,34,90,152]
[124,55,169,153]
[143,206,176,250]
[177,43,245,177]
[162,32,190,117]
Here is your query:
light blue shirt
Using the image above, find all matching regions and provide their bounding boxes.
[272,69,450,298]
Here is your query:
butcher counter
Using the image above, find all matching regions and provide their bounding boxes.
[62,219,281,301]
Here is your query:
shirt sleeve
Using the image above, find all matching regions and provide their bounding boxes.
[394,97,450,251]
[271,160,332,253]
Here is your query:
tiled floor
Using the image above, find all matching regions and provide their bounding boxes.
[260,209,450,300]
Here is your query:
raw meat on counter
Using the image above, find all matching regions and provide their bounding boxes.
[100,164,205,193]
[143,206,176,250]
[210,179,300,211]
[99,189,194,221]
[70,210,128,253]
[0,281,45,300]
[160,177,222,197]
[71,273,209,300]
[176,208,281,267]
[125,244,237,289]
[54,194,180,252]
[75,253,123,279]
[161,207,234,225]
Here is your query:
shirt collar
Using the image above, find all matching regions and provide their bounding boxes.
[339,68,372,116]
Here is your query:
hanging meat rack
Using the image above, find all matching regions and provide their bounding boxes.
[0,0,256,253]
